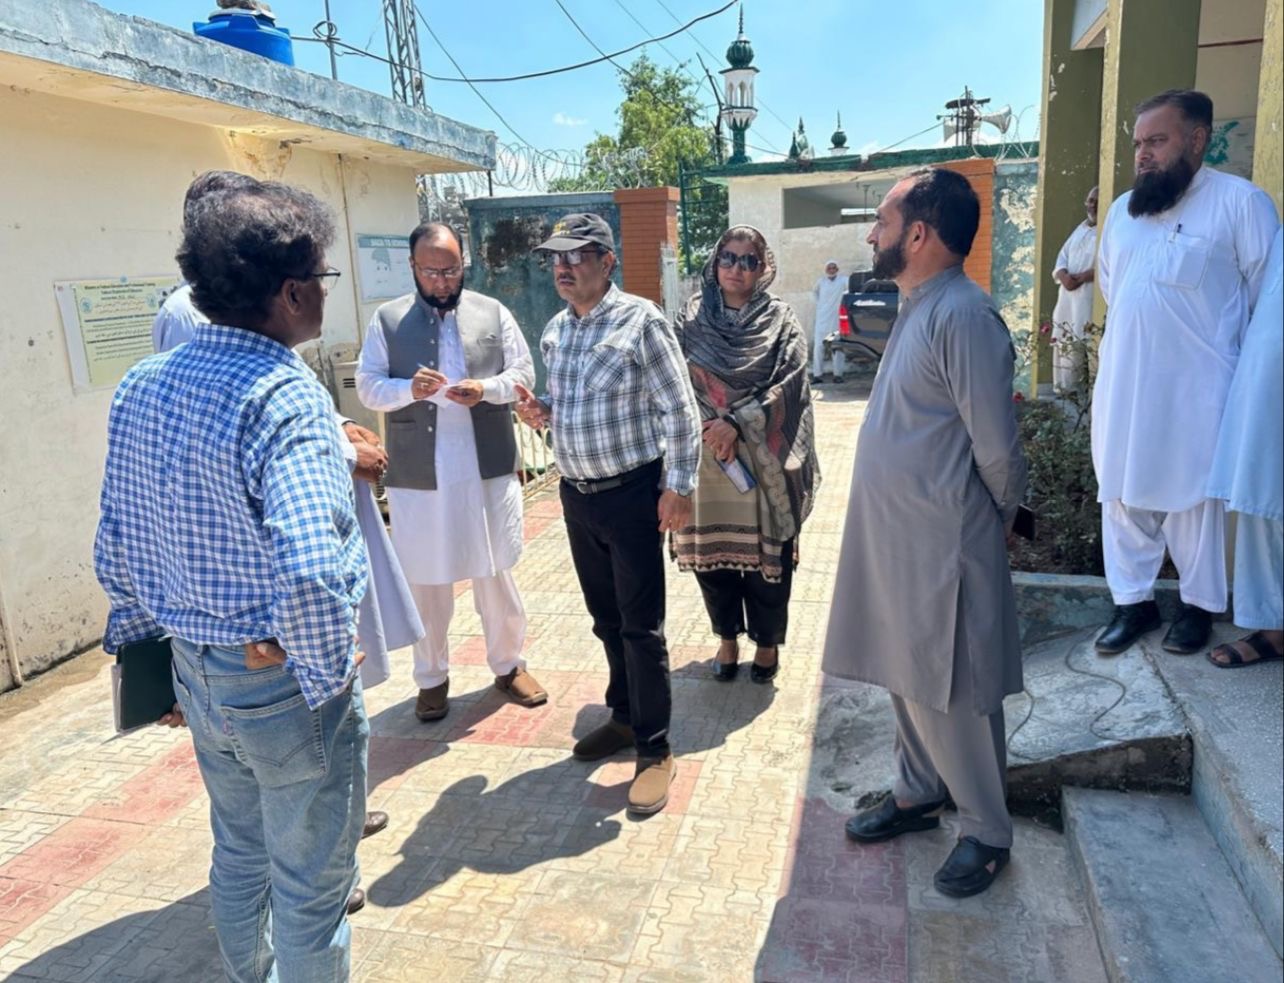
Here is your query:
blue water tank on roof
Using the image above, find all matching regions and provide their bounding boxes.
[193,10,294,66]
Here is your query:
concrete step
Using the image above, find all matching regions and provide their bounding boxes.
[1139,628,1284,959]
[1063,787,1282,983]
[1004,631,1190,809]
[809,631,1190,817]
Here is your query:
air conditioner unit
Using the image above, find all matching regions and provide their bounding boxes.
[332,359,381,438]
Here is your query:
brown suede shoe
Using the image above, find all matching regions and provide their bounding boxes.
[415,680,449,721]
[572,719,634,761]
[628,754,675,815]
[495,666,548,707]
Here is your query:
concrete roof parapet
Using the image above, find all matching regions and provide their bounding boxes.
[0,0,495,173]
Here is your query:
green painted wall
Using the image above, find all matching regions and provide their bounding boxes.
[1032,0,1103,391]
[465,192,623,392]
[992,160,1041,393]
[1254,0,1283,216]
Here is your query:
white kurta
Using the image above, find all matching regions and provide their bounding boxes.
[356,305,532,586]
[812,274,847,376]
[1093,165,1280,511]
[1051,221,1097,336]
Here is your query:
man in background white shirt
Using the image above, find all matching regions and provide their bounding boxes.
[1092,89,1279,657]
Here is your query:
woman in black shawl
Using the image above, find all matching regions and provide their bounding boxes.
[672,226,819,684]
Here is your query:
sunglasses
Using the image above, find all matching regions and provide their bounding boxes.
[717,250,761,272]
[550,248,604,267]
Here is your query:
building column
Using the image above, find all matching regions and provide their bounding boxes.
[1031,0,1104,392]
[1253,0,1282,217]
[1094,0,1202,322]
[613,187,680,305]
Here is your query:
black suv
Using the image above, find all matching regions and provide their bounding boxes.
[825,272,899,365]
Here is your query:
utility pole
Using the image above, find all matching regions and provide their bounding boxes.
[322,0,338,80]
[382,0,426,108]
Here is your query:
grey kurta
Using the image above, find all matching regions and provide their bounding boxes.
[822,266,1027,716]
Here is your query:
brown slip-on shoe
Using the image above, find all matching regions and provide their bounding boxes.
[495,666,549,707]
[362,811,389,839]
[627,754,675,816]
[572,719,634,761]
[414,680,450,721]
[346,888,366,915]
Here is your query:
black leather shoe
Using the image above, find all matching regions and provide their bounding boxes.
[845,796,946,843]
[1095,601,1162,654]
[1163,603,1213,654]
[712,659,739,681]
[362,811,389,839]
[933,836,1010,897]
[346,888,366,915]
[750,658,779,685]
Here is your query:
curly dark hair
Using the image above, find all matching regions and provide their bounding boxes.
[182,170,260,227]
[177,182,336,327]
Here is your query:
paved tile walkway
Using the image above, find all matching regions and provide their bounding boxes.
[0,378,1105,982]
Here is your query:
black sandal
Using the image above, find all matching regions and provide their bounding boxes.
[1207,631,1284,669]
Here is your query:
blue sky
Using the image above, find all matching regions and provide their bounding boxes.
[100,0,1045,165]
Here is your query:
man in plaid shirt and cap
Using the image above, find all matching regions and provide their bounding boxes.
[515,213,700,815]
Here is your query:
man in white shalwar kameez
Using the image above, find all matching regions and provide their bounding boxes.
[1092,89,1280,657]
[1050,186,1098,391]
[357,223,546,721]
[812,260,847,383]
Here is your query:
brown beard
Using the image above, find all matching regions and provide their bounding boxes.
[1128,156,1196,217]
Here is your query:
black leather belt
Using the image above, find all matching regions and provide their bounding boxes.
[564,461,658,495]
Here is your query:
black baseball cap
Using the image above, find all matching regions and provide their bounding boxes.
[534,212,615,253]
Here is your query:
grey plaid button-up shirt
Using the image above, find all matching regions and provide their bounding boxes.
[541,284,700,495]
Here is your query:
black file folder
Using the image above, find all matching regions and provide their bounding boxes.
[111,637,176,735]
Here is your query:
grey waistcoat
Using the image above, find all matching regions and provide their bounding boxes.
[378,289,519,491]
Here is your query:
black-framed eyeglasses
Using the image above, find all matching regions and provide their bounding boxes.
[412,263,464,280]
[298,267,342,294]
[550,248,604,267]
[717,250,761,272]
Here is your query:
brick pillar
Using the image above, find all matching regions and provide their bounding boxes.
[614,187,680,305]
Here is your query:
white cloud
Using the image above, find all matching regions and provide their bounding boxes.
[553,112,588,127]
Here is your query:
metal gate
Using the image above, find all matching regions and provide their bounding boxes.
[677,160,729,275]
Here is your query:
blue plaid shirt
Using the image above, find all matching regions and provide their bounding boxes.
[94,323,367,709]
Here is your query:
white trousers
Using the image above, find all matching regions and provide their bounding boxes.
[813,324,845,379]
[409,571,527,689]
[1232,514,1284,630]
[1101,499,1227,612]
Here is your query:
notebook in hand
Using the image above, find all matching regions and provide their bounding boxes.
[1013,504,1036,541]
[112,637,176,735]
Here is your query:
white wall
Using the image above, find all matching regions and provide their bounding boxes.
[728,172,875,351]
[0,86,420,685]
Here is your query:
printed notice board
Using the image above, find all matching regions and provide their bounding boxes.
[356,233,414,302]
[55,277,178,391]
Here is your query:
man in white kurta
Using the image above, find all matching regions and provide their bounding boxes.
[812,260,847,382]
[357,223,545,721]
[1050,186,1098,391]
[1093,89,1280,657]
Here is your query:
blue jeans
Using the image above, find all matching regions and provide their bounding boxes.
[171,639,368,983]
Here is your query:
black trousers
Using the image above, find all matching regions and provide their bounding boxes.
[694,538,795,647]
[560,460,671,757]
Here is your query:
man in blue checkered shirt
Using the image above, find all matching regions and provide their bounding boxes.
[515,213,700,816]
[94,180,368,982]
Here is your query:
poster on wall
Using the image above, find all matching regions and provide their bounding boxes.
[356,233,414,302]
[55,276,179,392]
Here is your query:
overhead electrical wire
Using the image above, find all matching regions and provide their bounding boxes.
[302,0,739,85]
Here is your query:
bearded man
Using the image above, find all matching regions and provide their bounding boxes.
[1092,89,1279,657]
[824,169,1027,898]
[356,222,546,721]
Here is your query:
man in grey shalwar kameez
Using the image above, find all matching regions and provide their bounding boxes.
[823,168,1027,898]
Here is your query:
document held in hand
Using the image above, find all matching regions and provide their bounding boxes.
[111,637,176,735]
[718,455,757,494]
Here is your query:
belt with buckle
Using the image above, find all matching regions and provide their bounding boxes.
[565,461,658,495]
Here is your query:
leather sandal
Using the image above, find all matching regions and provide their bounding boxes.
[1208,631,1284,668]
[845,795,946,843]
